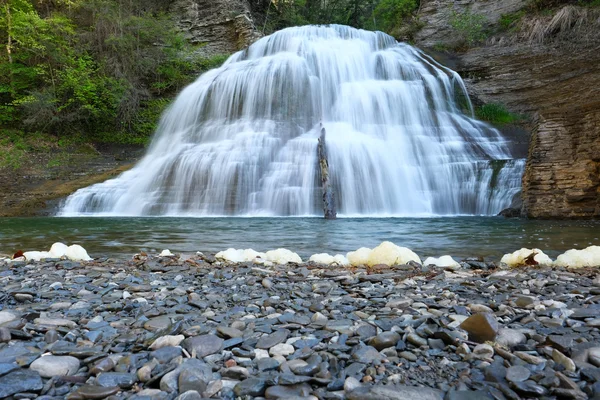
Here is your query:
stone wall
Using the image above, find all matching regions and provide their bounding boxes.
[415,0,600,218]
[522,105,600,218]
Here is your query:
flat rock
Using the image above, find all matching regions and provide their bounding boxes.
[459,313,499,343]
[183,335,224,358]
[347,384,444,400]
[30,355,80,377]
[256,329,291,349]
[0,369,43,398]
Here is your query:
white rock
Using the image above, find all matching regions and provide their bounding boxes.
[309,253,349,266]
[555,246,600,268]
[23,251,51,261]
[0,311,17,326]
[149,334,185,350]
[159,249,174,257]
[264,248,302,264]
[34,317,77,328]
[65,244,92,261]
[49,242,69,258]
[269,343,295,357]
[215,248,266,263]
[369,241,421,266]
[346,247,372,266]
[423,255,460,269]
[30,355,80,378]
[254,349,270,359]
[472,344,494,360]
[346,242,421,267]
[500,248,553,267]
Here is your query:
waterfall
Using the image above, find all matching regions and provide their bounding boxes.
[60,25,524,217]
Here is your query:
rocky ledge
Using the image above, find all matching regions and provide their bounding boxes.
[2,254,600,400]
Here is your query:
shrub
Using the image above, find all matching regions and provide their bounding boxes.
[475,103,522,125]
[449,9,488,47]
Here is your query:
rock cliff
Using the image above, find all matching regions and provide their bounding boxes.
[415,1,600,218]
[169,0,261,56]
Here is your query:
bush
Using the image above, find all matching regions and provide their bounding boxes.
[475,103,522,125]
[449,9,488,47]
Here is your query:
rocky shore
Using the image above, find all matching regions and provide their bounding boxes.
[2,252,600,400]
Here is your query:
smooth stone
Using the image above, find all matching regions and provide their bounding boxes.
[178,369,208,393]
[183,335,224,358]
[399,351,417,362]
[515,296,536,308]
[347,384,443,400]
[0,369,43,397]
[369,332,400,351]
[469,304,493,313]
[30,355,80,378]
[160,368,180,393]
[472,344,494,360]
[217,326,244,339]
[459,313,499,343]
[0,327,11,343]
[257,357,280,371]
[144,316,172,331]
[265,383,312,399]
[386,299,414,309]
[176,391,203,400]
[256,329,290,349]
[589,347,600,367]
[447,390,494,400]
[352,346,382,363]
[547,335,575,353]
[495,329,526,348]
[151,346,183,364]
[34,317,77,328]
[511,380,548,396]
[506,365,531,383]
[96,372,136,389]
[270,343,295,357]
[406,333,428,347]
[553,349,576,372]
[71,385,120,399]
[0,311,17,326]
[233,377,267,397]
[571,308,600,319]
[149,335,185,350]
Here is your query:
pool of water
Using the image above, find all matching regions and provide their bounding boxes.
[0,217,599,261]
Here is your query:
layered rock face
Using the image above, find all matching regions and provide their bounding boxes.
[523,105,600,218]
[169,0,261,56]
[415,1,600,218]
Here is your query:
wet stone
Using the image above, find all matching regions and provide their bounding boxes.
[0,369,43,398]
[506,365,531,383]
[459,313,499,343]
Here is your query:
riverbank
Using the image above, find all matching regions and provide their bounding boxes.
[1,252,600,399]
[0,144,143,217]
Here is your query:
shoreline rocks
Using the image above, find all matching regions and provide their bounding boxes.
[1,251,600,399]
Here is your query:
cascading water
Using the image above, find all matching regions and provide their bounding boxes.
[60,25,524,217]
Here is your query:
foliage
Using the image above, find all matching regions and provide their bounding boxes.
[0,0,228,145]
[499,11,526,30]
[260,0,420,38]
[475,103,522,125]
[449,9,488,47]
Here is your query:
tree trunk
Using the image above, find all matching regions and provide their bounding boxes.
[5,3,12,64]
[317,125,336,219]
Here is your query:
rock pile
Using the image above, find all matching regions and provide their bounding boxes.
[1,252,600,399]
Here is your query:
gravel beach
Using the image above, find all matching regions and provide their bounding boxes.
[1,252,600,400]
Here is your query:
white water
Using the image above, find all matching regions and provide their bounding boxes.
[60,25,524,217]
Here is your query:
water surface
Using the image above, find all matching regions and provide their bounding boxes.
[1,217,598,260]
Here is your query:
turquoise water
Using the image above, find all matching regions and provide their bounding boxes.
[1,217,599,261]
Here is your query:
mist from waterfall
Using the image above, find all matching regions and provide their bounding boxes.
[60,25,524,217]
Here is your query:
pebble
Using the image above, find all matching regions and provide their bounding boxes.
[0,254,599,399]
[29,355,80,378]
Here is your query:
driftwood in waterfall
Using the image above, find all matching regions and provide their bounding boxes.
[317,125,336,219]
